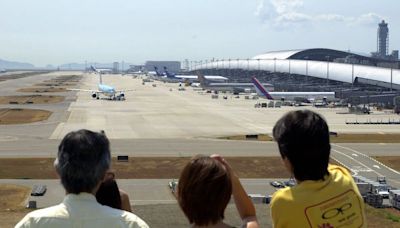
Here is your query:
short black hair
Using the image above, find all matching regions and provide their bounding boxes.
[273,110,330,181]
[55,129,111,194]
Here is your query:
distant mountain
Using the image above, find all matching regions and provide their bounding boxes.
[0,58,35,69]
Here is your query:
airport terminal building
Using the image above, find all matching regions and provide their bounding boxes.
[191,48,400,105]
[144,61,181,73]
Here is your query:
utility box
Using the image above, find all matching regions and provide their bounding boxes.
[356,182,371,196]
[27,201,37,209]
[365,193,383,208]
[117,155,129,162]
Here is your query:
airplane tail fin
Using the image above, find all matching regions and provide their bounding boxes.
[154,66,162,76]
[196,71,208,86]
[252,77,273,100]
[90,65,98,72]
[90,65,103,84]
[163,66,174,78]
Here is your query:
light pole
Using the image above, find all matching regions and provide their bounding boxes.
[351,63,354,88]
[304,56,309,84]
[288,59,291,74]
[274,58,277,73]
[391,65,393,91]
[325,56,330,86]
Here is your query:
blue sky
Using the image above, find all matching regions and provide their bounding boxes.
[0,0,398,66]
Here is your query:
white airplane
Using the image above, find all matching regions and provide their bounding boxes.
[89,67,112,74]
[0,68,6,73]
[252,77,335,102]
[162,67,228,82]
[197,73,273,94]
[68,66,133,100]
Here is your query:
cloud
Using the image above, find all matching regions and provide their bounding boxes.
[316,14,347,22]
[352,13,384,26]
[270,0,303,15]
[255,0,384,27]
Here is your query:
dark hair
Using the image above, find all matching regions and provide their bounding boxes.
[273,110,330,181]
[178,155,232,226]
[96,179,122,209]
[54,129,111,194]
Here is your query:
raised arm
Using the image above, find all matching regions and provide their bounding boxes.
[211,154,259,228]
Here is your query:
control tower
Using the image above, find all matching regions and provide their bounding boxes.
[377,20,389,58]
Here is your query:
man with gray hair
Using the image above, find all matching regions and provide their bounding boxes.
[16,129,149,228]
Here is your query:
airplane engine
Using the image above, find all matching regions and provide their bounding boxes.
[92,93,97,98]
[120,93,125,98]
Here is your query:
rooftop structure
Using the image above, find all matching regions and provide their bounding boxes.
[377,20,389,58]
[371,20,399,61]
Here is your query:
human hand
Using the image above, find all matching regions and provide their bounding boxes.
[210,154,232,174]
[103,171,115,182]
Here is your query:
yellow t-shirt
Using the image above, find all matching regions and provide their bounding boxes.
[270,165,366,228]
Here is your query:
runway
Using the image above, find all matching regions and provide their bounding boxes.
[1,71,400,206]
[50,72,400,139]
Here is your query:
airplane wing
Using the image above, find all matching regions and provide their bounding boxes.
[67,88,101,93]
[176,75,197,79]
[115,89,135,93]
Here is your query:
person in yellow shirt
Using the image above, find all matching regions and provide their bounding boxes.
[270,110,366,228]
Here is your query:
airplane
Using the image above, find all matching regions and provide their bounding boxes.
[197,73,274,94]
[163,66,228,82]
[251,77,335,103]
[0,68,6,73]
[153,66,165,77]
[68,66,133,100]
[88,66,112,74]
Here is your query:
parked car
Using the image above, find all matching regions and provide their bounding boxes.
[283,178,297,187]
[31,185,47,196]
[270,181,285,188]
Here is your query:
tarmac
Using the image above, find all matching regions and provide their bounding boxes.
[1,71,400,219]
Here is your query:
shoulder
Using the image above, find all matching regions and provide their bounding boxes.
[15,204,66,227]
[328,164,355,183]
[270,187,292,209]
[24,204,66,218]
[120,211,149,227]
[328,164,351,176]
[98,206,149,227]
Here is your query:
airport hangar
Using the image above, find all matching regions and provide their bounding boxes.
[191,48,400,105]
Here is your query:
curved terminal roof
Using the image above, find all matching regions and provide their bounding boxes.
[194,48,400,90]
[252,48,387,64]
[252,50,303,60]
